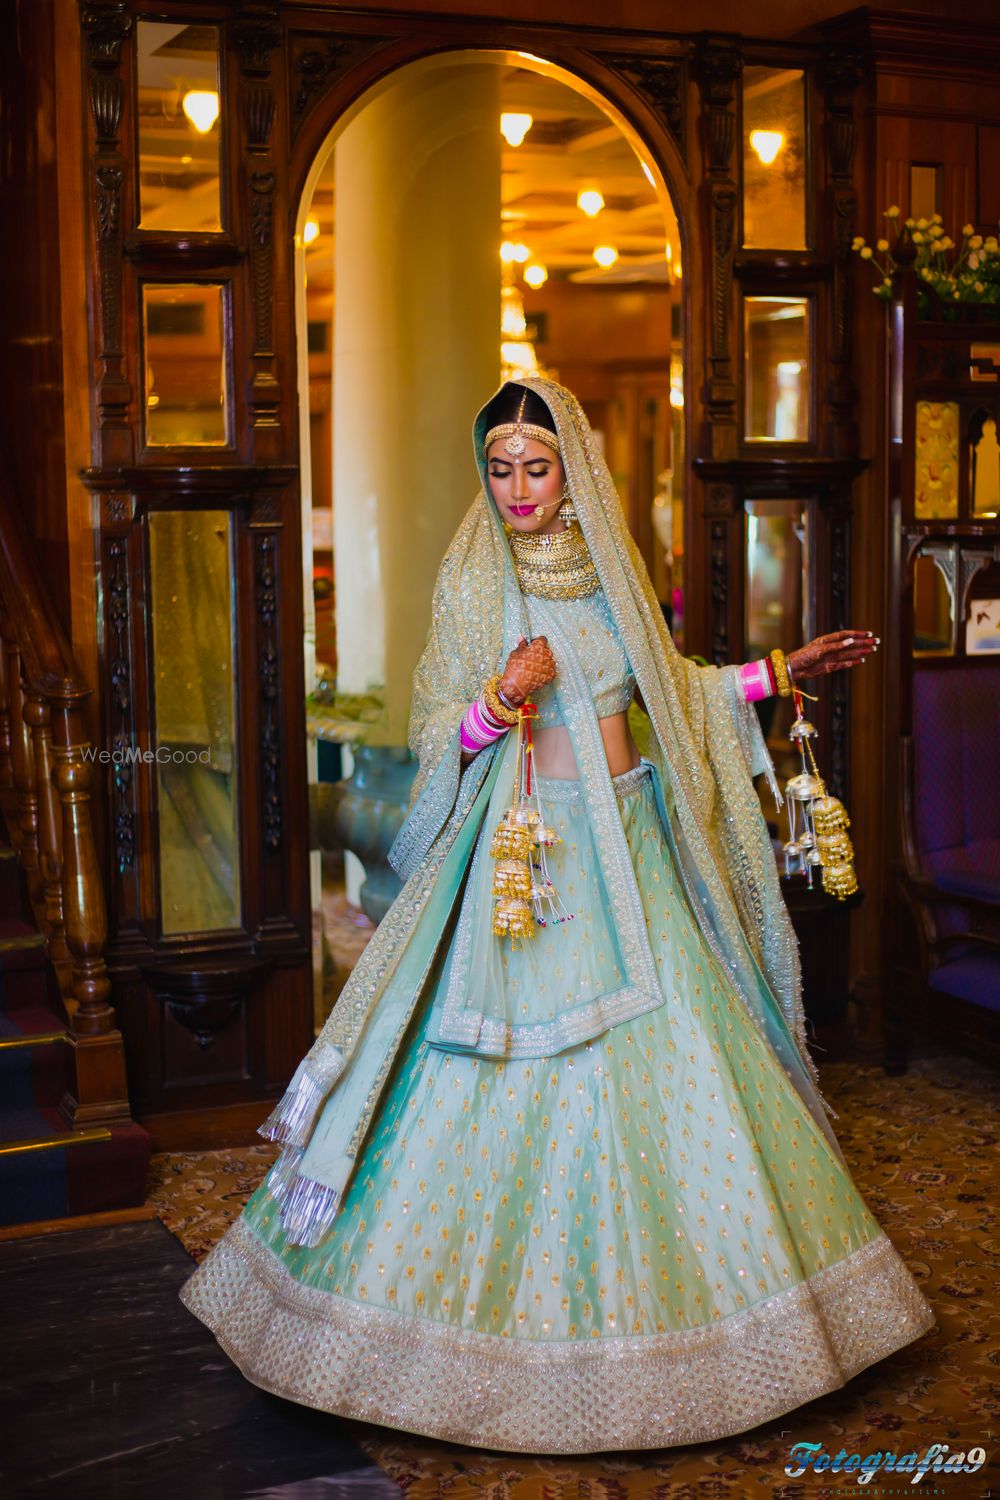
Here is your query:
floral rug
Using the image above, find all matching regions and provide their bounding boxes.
[148,1043,1000,1497]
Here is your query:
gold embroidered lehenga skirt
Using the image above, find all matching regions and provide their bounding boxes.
[180,760,936,1452]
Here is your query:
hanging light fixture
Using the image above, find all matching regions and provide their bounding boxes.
[577,188,605,218]
[523,263,548,289]
[749,129,784,165]
[500,240,531,265]
[182,89,220,134]
[593,245,618,268]
[500,112,533,147]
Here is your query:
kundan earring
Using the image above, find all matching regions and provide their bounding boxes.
[558,486,577,526]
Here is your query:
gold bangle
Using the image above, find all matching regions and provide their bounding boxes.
[769,648,793,698]
[483,674,520,726]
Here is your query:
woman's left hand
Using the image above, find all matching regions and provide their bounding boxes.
[787,629,878,681]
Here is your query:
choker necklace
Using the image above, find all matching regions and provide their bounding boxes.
[509,524,601,600]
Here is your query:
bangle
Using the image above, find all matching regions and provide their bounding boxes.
[483,674,520,726]
[740,658,775,702]
[769,648,793,698]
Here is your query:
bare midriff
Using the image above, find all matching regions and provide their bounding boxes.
[531,708,641,780]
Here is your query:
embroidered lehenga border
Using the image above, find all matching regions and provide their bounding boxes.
[181,1221,935,1454]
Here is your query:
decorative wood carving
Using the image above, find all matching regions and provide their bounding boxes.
[601,55,686,152]
[237,12,283,433]
[249,170,276,356]
[80,3,133,436]
[254,531,282,852]
[709,520,729,665]
[828,511,850,797]
[104,535,136,876]
[290,35,386,134]
[697,40,742,461]
[821,52,863,458]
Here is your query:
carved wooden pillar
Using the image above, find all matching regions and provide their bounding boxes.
[79,1,133,465]
[23,693,68,966]
[821,52,863,459]
[696,37,742,463]
[236,3,283,450]
[2,625,41,900]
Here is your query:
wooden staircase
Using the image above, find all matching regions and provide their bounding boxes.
[0,482,148,1227]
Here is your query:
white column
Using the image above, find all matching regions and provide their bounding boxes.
[333,62,501,743]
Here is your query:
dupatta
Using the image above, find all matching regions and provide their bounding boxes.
[260,377,841,1246]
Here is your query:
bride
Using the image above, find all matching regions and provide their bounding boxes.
[181,376,935,1453]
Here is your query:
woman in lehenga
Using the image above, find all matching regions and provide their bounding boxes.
[181,376,935,1454]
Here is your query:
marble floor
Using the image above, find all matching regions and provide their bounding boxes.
[0,1219,402,1499]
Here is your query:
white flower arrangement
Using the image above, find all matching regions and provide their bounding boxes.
[854,208,1000,314]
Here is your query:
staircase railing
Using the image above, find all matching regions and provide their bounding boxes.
[0,476,130,1129]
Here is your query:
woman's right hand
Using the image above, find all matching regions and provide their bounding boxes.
[499,635,557,706]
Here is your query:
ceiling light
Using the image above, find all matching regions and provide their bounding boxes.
[182,89,220,135]
[501,284,527,338]
[749,130,784,165]
[593,245,618,269]
[577,188,605,218]
[500,112,533,147]
[501,340,539,379]
[500,240,531,264]
[303,219,320,245]
[524,263,548,289]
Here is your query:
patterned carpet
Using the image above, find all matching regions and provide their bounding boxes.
[149,1043,1000,1497]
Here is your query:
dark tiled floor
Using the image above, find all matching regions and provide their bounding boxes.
[0,1220,401,1499]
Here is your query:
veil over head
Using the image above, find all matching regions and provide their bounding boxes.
[262,376,840,1245]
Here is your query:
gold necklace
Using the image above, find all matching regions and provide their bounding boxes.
[508,524,601,600]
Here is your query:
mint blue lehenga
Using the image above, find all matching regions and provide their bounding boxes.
[180,377,935,1454]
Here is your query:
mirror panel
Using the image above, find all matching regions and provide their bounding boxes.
[744,296,810,442]
[143,283,229,447]
[149,510,241,934]
[914,401,959,519]
[742,66,807,251]
[137,20,222,233]
[913,545,955,655]
[970,410,1000,518]
[966,561,1000,653]
[745,499,811,838]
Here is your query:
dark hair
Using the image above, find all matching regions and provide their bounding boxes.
[480,383,557,438]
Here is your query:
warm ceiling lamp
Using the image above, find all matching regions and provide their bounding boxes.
[577,188,605,218]
[749,129,784,165]
[182,89,220,134]
[523,263,548,289]
[593,245,618,268]
[303,219,320,246]
[500,240,531,264]
[500,112,533,147]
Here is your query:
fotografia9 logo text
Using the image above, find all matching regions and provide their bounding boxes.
[785,1440,988,1486]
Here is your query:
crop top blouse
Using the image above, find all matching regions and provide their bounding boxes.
[524,588,635,727]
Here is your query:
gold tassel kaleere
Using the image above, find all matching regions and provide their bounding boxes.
[782,687,858,900]
[491,699,573,944]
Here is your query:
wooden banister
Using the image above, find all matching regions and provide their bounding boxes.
[0,476,130,1128]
